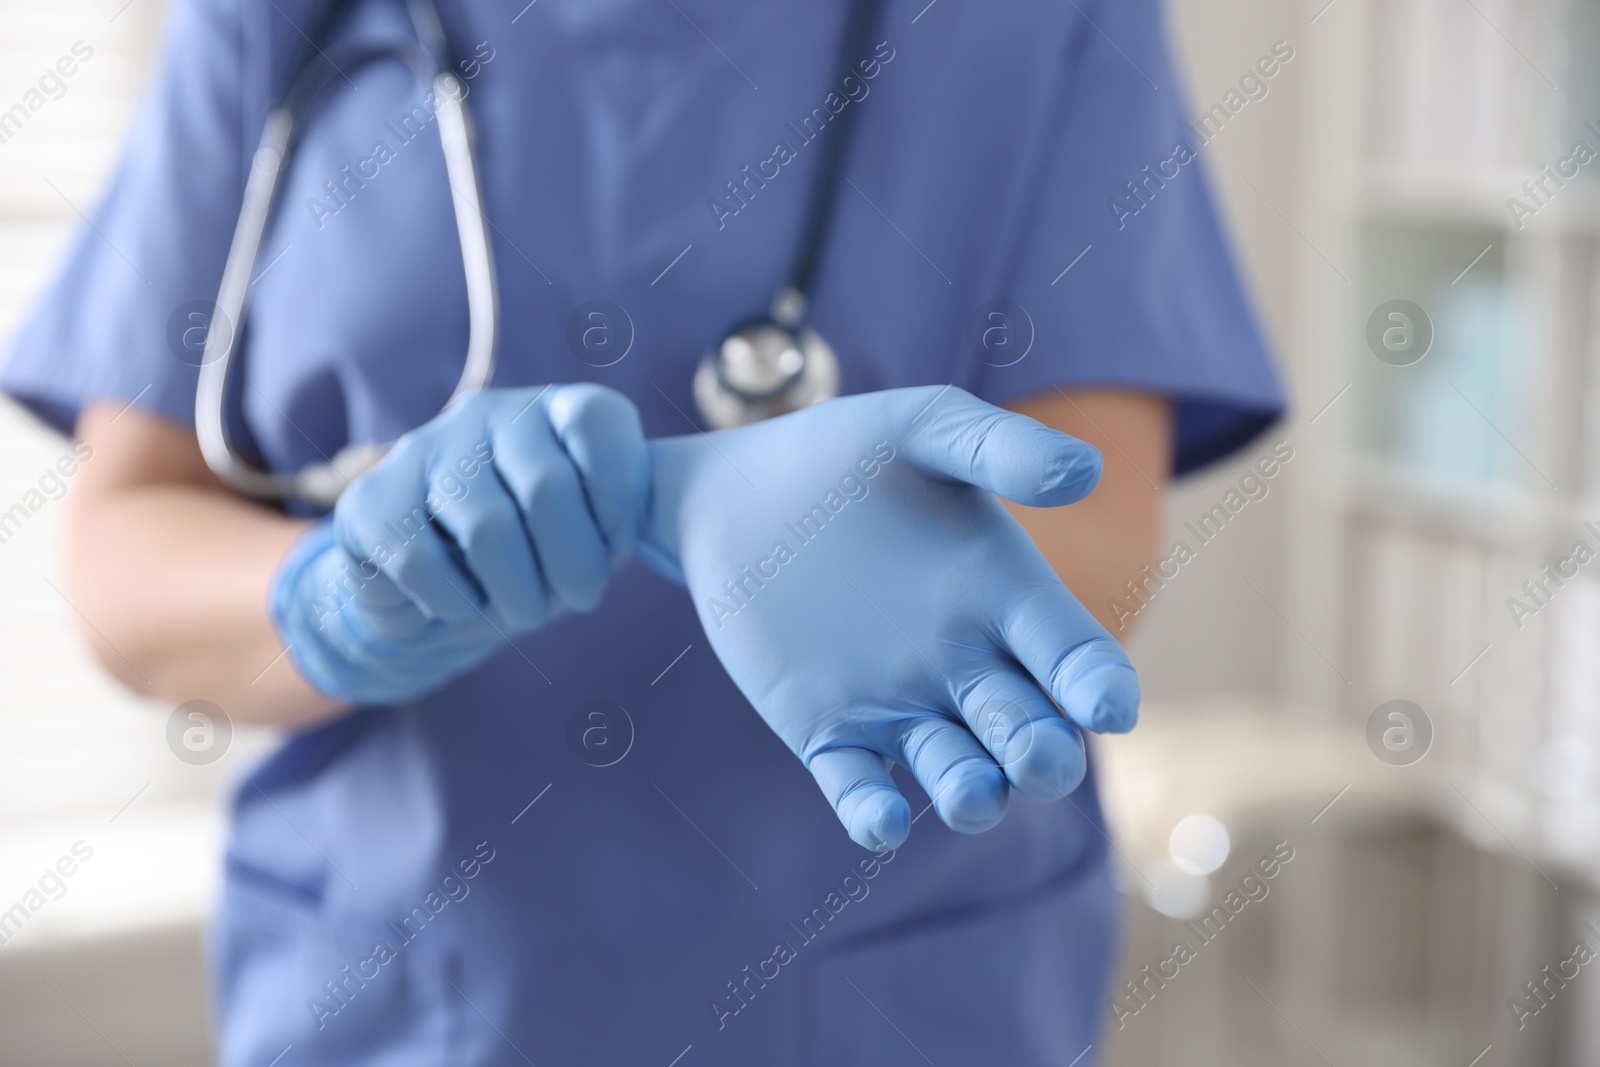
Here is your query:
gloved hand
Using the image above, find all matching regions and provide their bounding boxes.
[642,385,1139,851]
[272,385,649,705]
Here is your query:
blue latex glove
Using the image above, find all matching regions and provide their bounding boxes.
[272,385,649,705]
[642,386,1139,850]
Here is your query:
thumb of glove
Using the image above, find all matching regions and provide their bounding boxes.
[897,386,1103,507]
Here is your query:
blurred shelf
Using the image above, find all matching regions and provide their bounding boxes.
[1345,455,1573,546]
[1094,696,1428,870]
[1358,162,1600,234]
[1097,697,1600,901]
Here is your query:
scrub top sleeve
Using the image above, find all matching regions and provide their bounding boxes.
[971,0,1287,477]
[0,0,248,437]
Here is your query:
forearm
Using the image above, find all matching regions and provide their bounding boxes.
[1003,389,1171,636]
[67,405,344,728]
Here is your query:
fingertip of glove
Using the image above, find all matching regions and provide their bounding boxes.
[973,416,1101,507]
[1062,659,1140,734]
[935,766,1009,834]
[1033,439,1103,506]
[848,792,911,852]
[1008,719,1088,802]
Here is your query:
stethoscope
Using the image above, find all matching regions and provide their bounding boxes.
[198,0,880,508]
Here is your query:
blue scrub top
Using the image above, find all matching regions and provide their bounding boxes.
[4,0,1283,1063]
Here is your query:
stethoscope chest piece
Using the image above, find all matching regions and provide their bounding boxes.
[694,321,839,430]
[694,287,839,429]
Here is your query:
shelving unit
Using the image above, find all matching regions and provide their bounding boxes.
[1340,0,1600,873]
[1279,0,1600,1062]
[1107,1,1600,1063]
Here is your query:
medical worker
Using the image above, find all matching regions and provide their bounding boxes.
[3,0,1282,1063]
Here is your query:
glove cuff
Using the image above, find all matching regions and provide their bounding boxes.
[268,518,378,706]
[636,439,688,586]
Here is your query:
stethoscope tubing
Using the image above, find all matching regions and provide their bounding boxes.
[198,16,498,508]
[199,0,881,503]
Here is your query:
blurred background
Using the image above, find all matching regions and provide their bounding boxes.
[0,0,1596,1063]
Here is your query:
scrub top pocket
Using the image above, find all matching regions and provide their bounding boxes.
[803,855,1117,1067]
